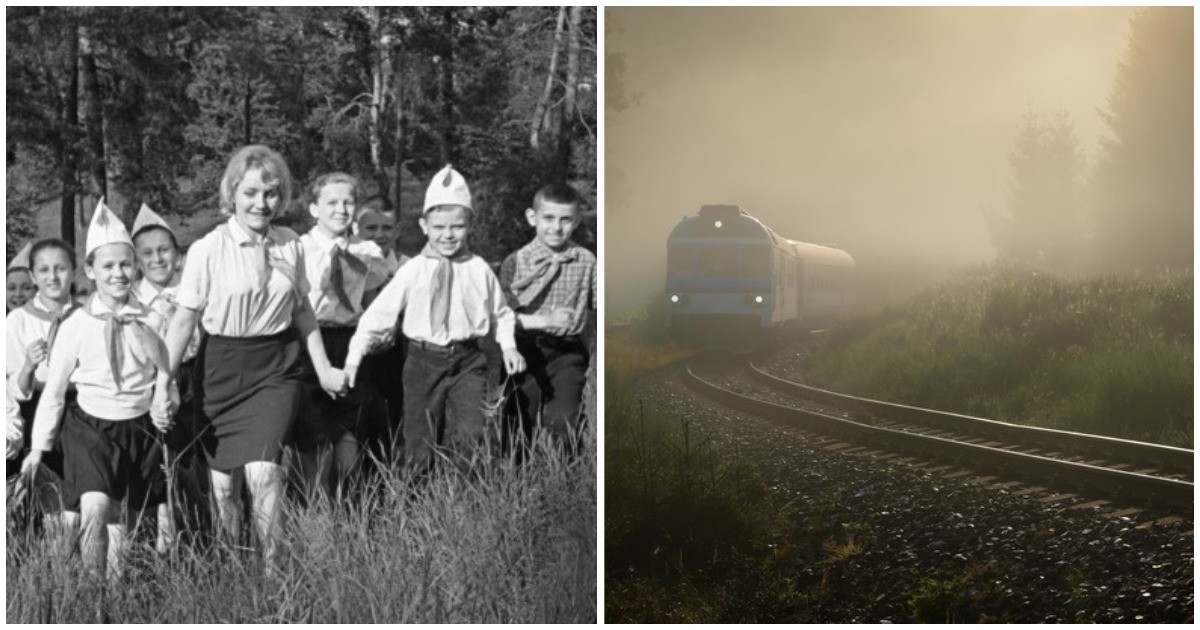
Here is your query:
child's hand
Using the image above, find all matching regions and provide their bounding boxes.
[23,340,48,370]
[20,449,43,480]
[546,307,575,335]
[502,348,526,375]
[344,361,360,390]
[150,402,175,432]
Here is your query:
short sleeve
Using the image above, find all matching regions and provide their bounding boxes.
[174,234,213,312]
[291,239,311,297]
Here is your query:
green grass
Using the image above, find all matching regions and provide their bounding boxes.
[7,429,595,623]
[805,265,1192,447]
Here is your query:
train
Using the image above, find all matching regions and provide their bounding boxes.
[665,204,855,347]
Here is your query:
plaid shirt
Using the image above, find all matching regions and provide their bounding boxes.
[499,239,596,338]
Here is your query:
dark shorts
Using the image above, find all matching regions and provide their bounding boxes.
[202,329,304,471]
[293,327,372,451]
[61,404,164,511]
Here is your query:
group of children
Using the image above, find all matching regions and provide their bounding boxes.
[5,144,596,578]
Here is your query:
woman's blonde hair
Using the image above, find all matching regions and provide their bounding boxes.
[219,145,293,214]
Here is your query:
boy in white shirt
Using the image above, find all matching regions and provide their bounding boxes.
[295,173,389,495]
[345,165,525,475]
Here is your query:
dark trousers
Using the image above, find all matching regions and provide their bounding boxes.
[365,336,407,460]
[511,334,588,445]
[403,340,488,475]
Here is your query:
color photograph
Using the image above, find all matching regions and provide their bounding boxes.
[7,6,596,623]
[605,6,1192,623]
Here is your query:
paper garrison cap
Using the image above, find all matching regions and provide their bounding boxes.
[131,203,174,239]
[423,164,472,213]
[8,243,32,272]
[86,197,134,256]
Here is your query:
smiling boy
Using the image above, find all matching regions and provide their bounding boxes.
[499,183,596,450]
[345,165,524,475]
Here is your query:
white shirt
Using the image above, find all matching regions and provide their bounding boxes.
[6,293,77,401]
[31,295,165,452]
[299,228,389,327]
[347,254,516,365]
[174,217,309,337]
[133,277,201,362]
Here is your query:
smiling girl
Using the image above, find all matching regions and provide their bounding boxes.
[6,238,80,528]
[158,145,347,567]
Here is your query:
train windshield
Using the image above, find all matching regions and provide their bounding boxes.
[667,245,771,278]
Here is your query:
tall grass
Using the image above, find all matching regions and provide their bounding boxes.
[7,428,596,623]
[607,314,790,622]
[806,264,1192,446]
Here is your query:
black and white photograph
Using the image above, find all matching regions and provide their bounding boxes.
[605,6,1192,623]
[6,6,596,623]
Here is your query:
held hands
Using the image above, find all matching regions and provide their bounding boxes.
[319,366,350,400]
[344,362,360,391]
[150,380,179,432]
[502,347,526,375]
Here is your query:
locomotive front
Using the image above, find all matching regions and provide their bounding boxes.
[665,204,795,347]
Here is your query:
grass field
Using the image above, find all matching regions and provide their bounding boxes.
[7,416,596,623]
[804,265,1193,447]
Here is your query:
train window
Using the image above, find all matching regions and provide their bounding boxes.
[667,247,694,277]
[697,248,738,277]
[741,248,770,277]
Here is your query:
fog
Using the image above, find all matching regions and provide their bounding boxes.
[606,7,1137,314]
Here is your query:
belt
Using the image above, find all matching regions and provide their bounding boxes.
[409,338,479,354]
[519,333,584,349]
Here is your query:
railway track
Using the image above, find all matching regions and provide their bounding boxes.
[684,360,1194,513]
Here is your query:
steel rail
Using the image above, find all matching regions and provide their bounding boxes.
[685,364,1194,511]
[747,363,1194,478]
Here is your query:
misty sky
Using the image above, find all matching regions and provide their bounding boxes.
[606,7,1137,313]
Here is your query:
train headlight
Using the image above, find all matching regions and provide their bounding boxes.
[744,294,766,306]
[670,294,680,304]
[714,220,723,229]
[755,295,764,304]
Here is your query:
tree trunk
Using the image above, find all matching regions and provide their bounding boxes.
[392,36,406,213]
[103,77,144,223]
[554,6,582,181]
[368,7,389,198]
[59,19,80,247]
[79,24,106,201]
[438,7,454,166]
[243,79,252,146]
[531,7,566,151]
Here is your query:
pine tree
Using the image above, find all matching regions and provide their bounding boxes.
[1090,7,1193,273]
[984,108,1085,271]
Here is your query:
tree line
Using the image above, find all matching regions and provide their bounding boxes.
[6,6,597,262]
[984,7,1192,275]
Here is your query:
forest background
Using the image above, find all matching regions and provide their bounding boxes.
[7,6,597,263]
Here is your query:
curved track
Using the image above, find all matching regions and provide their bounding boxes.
[684,361,1193,512]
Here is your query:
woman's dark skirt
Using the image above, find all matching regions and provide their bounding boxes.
[202,329,304,471]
